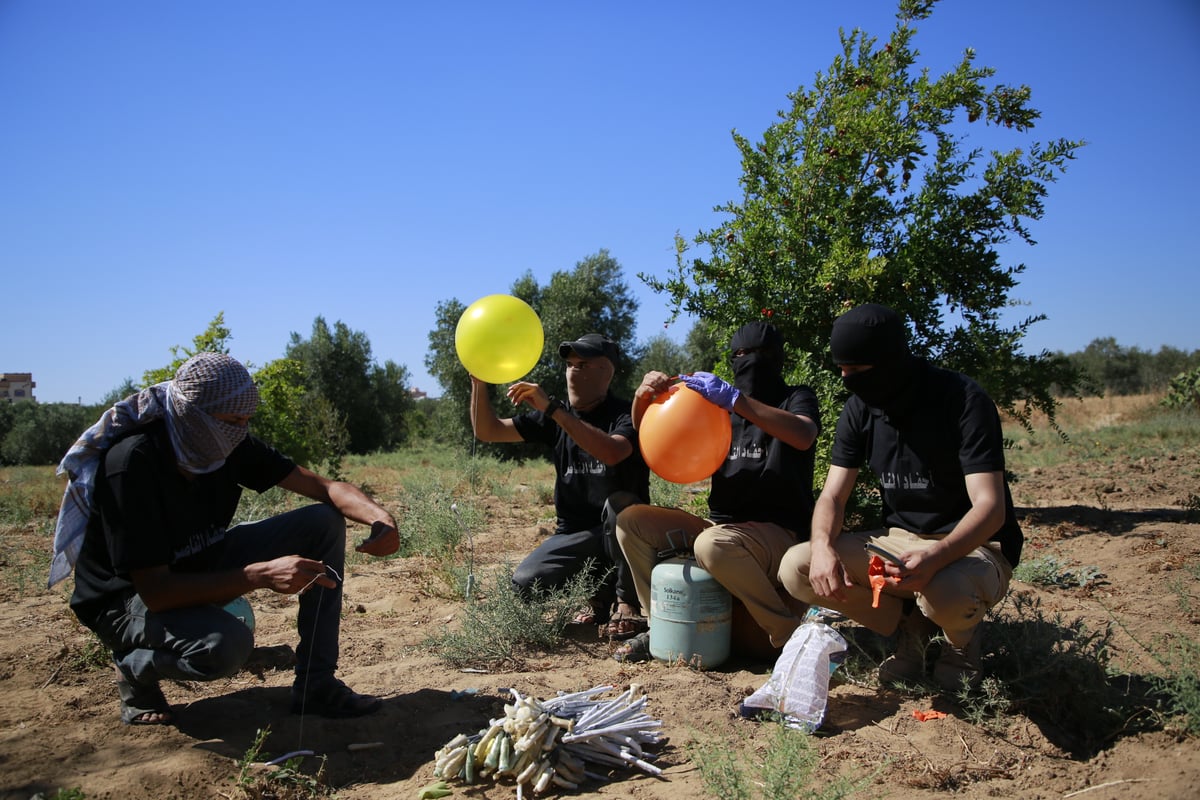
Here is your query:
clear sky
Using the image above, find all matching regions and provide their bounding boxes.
[3,1,1198,404]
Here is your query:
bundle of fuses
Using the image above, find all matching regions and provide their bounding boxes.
[430,684,664,797]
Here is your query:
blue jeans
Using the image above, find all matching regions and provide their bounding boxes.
[88,504,346,689]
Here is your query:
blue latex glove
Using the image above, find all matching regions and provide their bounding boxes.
[680,371,740,411]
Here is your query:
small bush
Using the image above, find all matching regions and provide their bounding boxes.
[975,592,1145,755]
[1014,554,1106,589]
[425,563,600,669]
[690,718,863,800]
[236,726,332,800]
[1162,366,1200,411]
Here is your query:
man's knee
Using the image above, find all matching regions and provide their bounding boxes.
[778,543,815,600]
[192,623,255,680]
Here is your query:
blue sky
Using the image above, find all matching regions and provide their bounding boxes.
[3,1,1197,404]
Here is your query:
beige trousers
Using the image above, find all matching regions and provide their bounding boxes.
[615,504,807,647]
[778,527,1012,648]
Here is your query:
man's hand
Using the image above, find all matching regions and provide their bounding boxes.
[505,381,549,411]
[680,371,740,411]
[356,520,400,556]
[807,544,853,602]
[251,556,337,594]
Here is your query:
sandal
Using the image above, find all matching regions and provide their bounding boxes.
[291,678,382,718]
[115,665,173,726]
[612,631,652,663]
[570,603,611,627]
[602,614,649,640]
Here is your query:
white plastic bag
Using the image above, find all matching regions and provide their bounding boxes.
[740,618,847,732]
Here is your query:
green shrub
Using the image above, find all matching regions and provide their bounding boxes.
[1162,366,1200,411]
[425,562,600,669]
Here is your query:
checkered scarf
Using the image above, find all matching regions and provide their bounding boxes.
[47,353,259,587]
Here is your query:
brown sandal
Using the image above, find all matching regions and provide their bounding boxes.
[602,614,649,640]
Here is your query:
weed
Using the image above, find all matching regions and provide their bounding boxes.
[425,562,601,669]
[67,630,113,673]
[30,790,86,800]
[977,592,1143,755]
[0,465,62,525]
[236,726,332,799]
[690,718,864,800]
[1013,554,1106,589]
[1111,607,1200,738]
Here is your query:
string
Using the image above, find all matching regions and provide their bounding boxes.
[294,564,342,750]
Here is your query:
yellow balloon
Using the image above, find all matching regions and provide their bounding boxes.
[455,294,544,384]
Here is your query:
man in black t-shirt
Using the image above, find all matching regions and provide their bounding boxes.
[58,353,400,725]
[469,333,650,635]
[780,304,1023,692]
[614,322,821,660]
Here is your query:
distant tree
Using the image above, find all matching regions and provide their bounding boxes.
[0,402,95,466]
[285,317,413,454]
[1064,339,1200,396]
[425,250,640,452]
[633,335,690,385]
[642,0,1085,439]
[683,320,725,374]
[142,312,234,387]
[99,378,139,406]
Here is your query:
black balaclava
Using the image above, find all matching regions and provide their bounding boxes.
[830,303,918,412]
[729,321,788,403]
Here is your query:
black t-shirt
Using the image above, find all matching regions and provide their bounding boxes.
[707,385,821,536]
[830,361,1023,566]
[512,393,650,533]
[70,420,296,623]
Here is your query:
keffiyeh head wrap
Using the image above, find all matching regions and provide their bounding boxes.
[165,352,259,475]
[47,353,259,587]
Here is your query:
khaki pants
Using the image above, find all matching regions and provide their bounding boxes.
[616,505,807,647]
[778,527,1012,648]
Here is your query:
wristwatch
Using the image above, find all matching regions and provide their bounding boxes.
[545,395,566,421]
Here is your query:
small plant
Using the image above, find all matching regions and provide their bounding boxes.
[236,726,332,799]
[67,630,114,673]
[979,592,1147,755]
[1161,366,1200,411]
[425,562,602,669]
[690,718,863,800]
[30,789,86,800]
[1014,554,1106,589]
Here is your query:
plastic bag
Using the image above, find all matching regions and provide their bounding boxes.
[740,616,847,732]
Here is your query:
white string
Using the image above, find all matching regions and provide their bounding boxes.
[295,564,342,749]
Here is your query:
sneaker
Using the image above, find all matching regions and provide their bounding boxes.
[933,625,984,693]
[878,609,939,686]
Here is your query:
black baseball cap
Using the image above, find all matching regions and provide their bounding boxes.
[558,333,620,365]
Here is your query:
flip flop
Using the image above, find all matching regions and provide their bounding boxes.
[115,666,173,725]
[612,631,652,663]
[602,614,649,640]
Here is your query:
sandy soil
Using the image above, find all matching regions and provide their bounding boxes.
[1,395,1198,800]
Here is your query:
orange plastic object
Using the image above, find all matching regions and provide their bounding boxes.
[868,555,888,608]
[913,709,948,721]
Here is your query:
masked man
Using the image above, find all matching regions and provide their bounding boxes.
[779,303,1023,691]
[613,321,820,662]
[56,353,399,724]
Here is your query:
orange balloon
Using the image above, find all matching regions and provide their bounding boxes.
[639,383,732,484]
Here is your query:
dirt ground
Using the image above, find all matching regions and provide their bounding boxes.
[1,395,1198,800]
